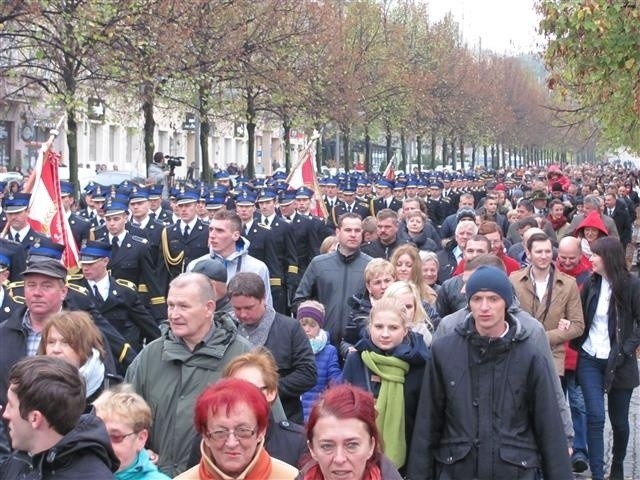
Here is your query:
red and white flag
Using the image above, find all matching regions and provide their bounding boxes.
[28,148,79,271]
[383,154,396,180]
[287,135,327,218]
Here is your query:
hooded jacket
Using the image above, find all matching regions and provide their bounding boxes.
[189,236,273,307]
[0,409,118,479]
[574,210,609,237]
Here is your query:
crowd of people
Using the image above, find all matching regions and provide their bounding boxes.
[0,157,637,479]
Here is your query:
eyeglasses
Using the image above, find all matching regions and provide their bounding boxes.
[205,426,257,442]
[109,431,137,444]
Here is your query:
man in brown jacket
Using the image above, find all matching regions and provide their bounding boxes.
[510,231,585,376]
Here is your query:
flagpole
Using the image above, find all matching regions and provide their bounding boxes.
[285,130,321,185]
[22,114,66,195]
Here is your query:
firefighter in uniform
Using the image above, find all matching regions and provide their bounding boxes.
[60,181,91,249]
[90,198,166,322]
[158,189,210,288]
[370,178,402,216]
[255,188,299,314]
[71,240,161,352]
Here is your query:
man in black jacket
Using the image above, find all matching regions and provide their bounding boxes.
[407,266,572,479]
[0,356,118,479]
[228,272,316,424]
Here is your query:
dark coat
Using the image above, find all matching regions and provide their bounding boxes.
[264,312,317,424]
[342,331,428,466]
[328,201,370,228]
[72,275,161,351]
[571,274,640,391]
[159,219,210,284]
[286,213,321,274]
[67,212,91,248]
[361,236,412,260]
[406,313,572,480]
[0,409,118,480]
[400,225,441,252]
[435,275,466,318]
[609,200,633,246]
[436,241,459,283]
[370,197,402,216]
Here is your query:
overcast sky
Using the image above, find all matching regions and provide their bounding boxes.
[426,0,544,54]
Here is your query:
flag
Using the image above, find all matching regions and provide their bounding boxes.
[28,148,79,271]
[383,154,396,180]
[287,139,327,218]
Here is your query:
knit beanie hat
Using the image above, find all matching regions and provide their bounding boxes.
[297,302,325,327]
[465,265,513,308]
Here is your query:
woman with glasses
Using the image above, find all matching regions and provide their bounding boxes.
[94,385,170,479]
[175,378,298,480]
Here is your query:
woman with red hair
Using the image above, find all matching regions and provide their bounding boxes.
[175,378,298,480]
[298,384,402,480]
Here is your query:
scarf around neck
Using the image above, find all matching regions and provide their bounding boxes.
[198,438,272,480]
[309,329,328,354]
[238,306,276,347]
[360,350,409,468]
[80,348,105,398]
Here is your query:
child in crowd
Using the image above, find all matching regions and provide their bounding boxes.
[297,300,342,421]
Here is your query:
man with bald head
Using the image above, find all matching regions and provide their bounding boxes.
[555,235,592,474]
[556,237,592,288]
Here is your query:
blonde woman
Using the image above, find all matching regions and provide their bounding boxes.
[383,281,434,347]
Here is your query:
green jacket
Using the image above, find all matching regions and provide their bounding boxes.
[124,313,252,477]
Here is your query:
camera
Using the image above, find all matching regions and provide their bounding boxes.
[165,156,183,168]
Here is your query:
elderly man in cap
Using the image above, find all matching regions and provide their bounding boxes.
[0,258,117,459]
[2,193,46,251]
[70,240,161,351]
[407,265,573,480]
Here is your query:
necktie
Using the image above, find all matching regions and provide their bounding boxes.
[111,236,119,255]
[284,216,291,223]
[263,217,269,226]
[93,284,102,301]
[149,212,156,220]
[183,225,190,240]
[609,208,613,216]
[89,210,95,219]
[132,221,140,227]
[13,232,20,243]
[243,224,249,236]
